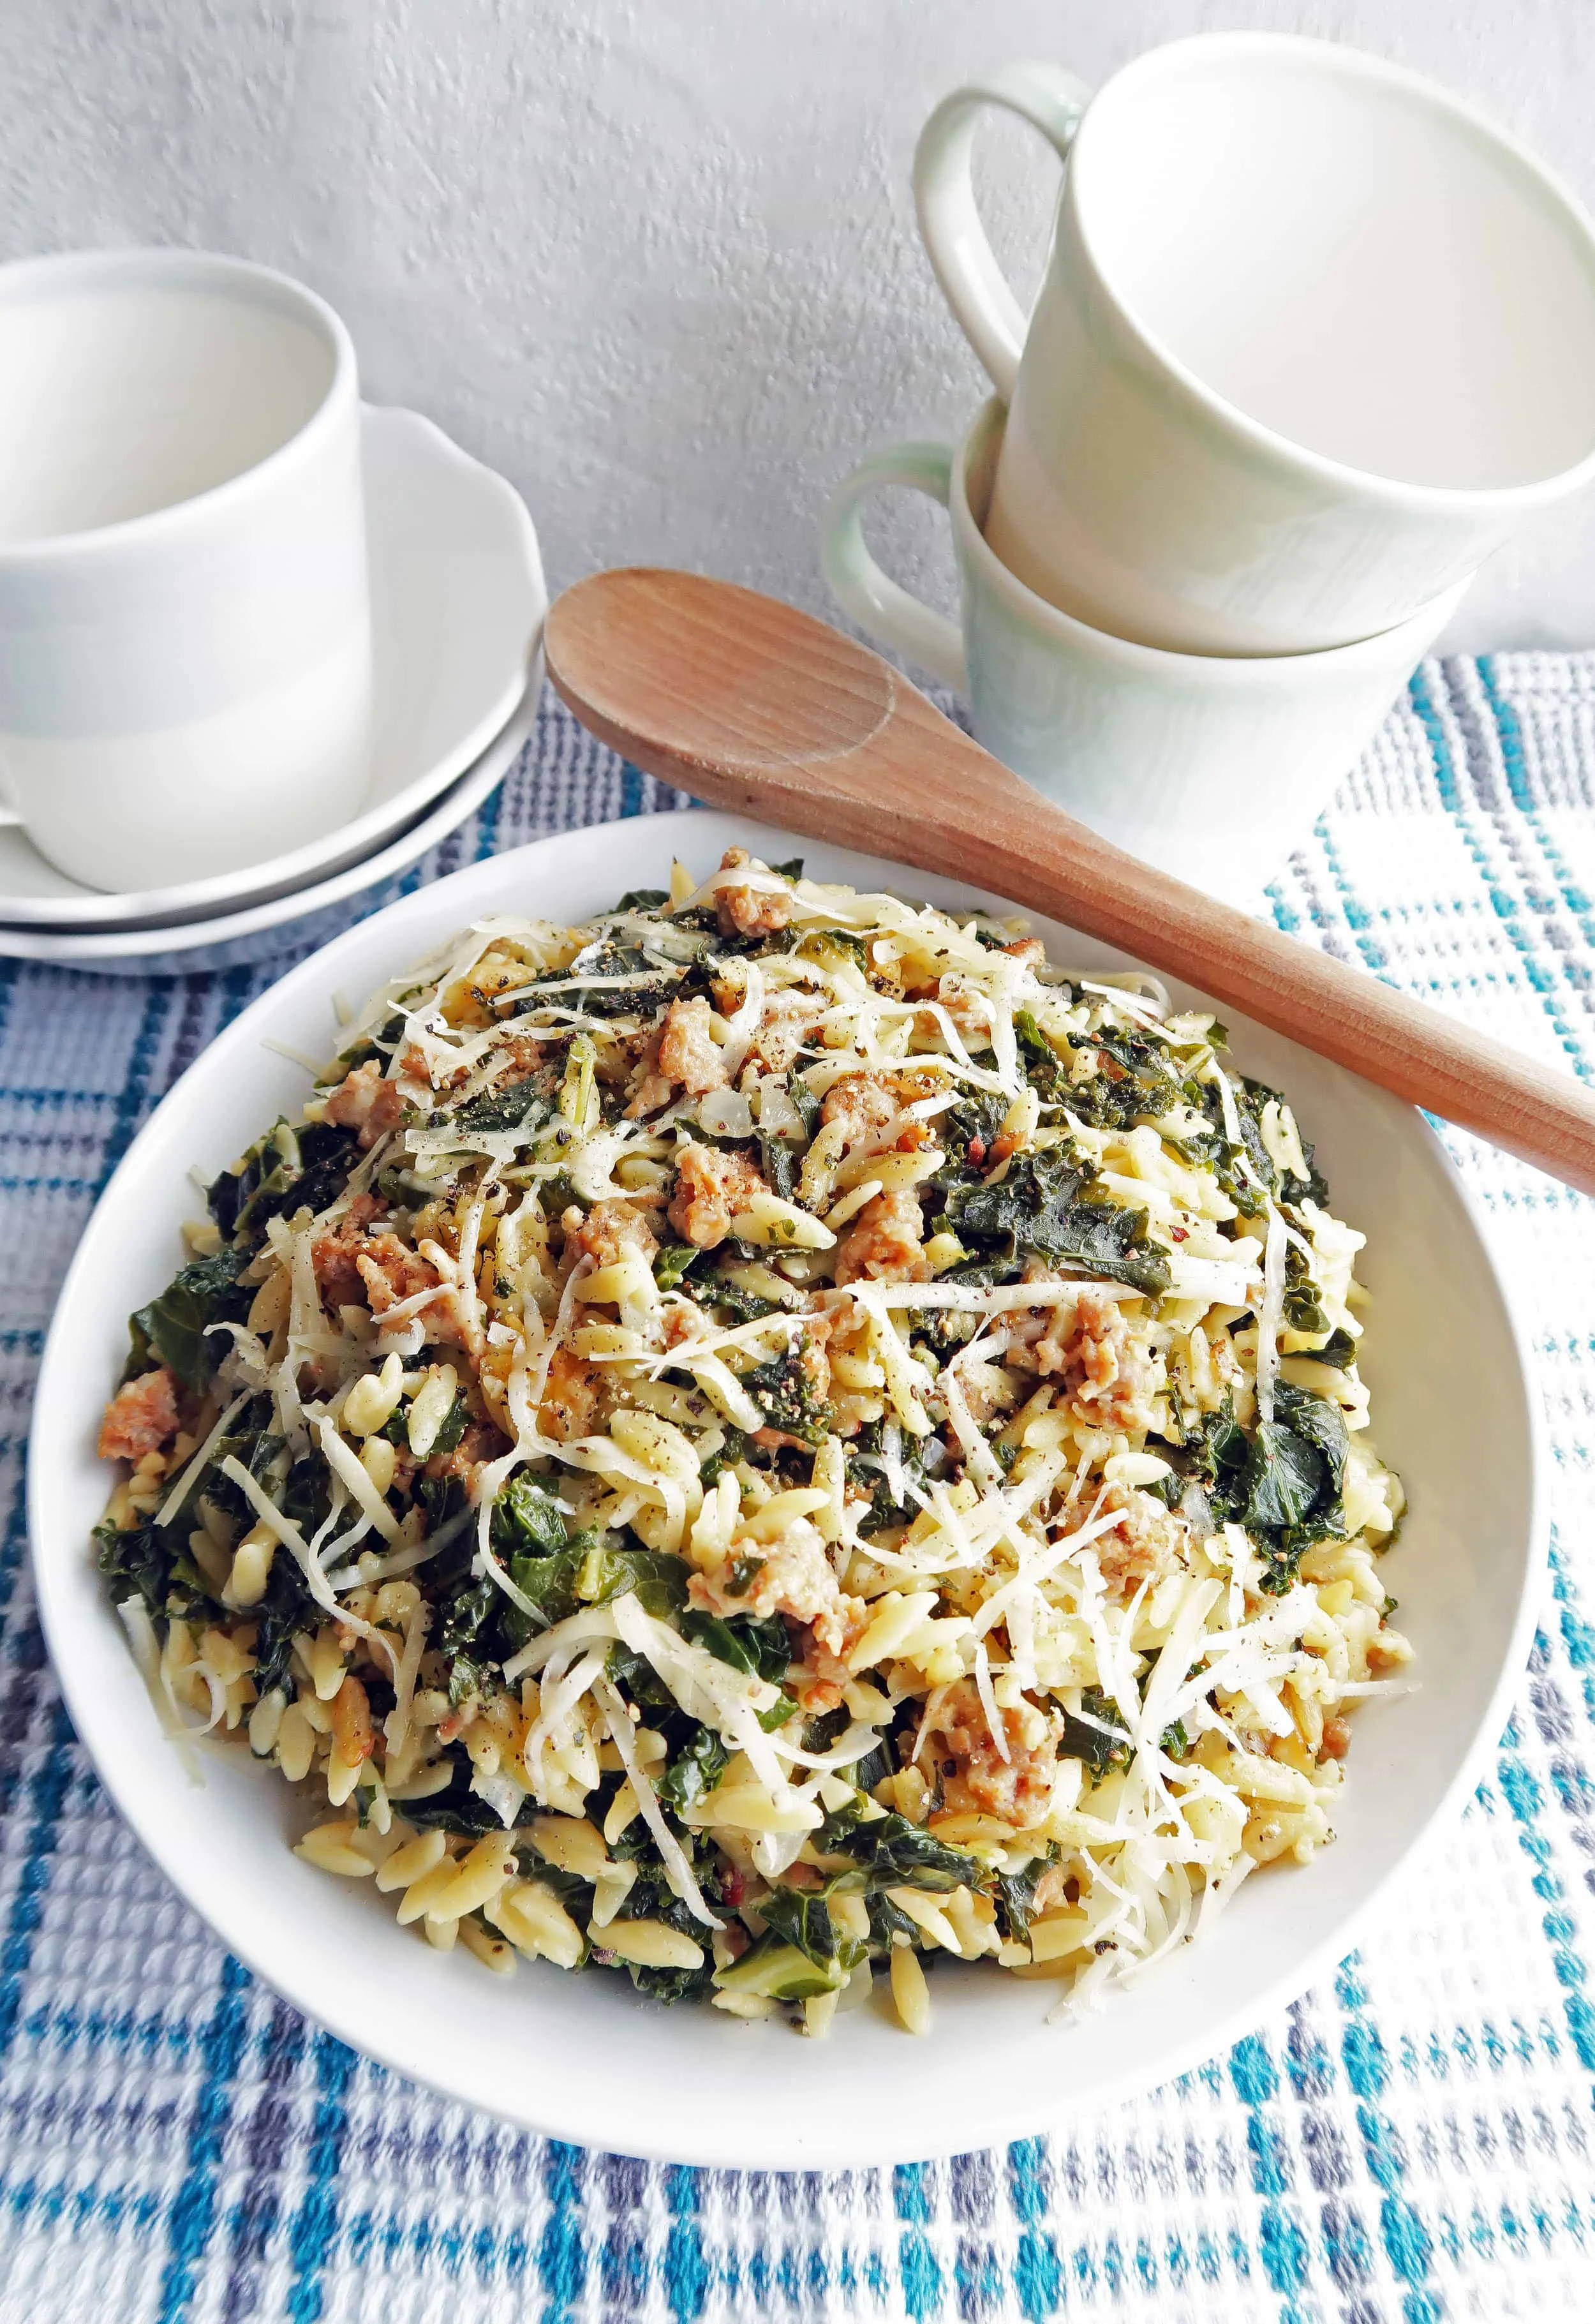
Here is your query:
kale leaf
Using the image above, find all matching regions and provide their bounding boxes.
[1265,1381,1347,1519]
[438,1575,498,1706]
[450,1079,552,1139]
[440,1575,497,1657]
[383,1388,466,1456]
[938,1092,1010,1174]
[272,1119,366,1224]
[417,1470,470,1534]
[1186,1399,1249,1517]
[1282,1240,1330,1337]
[867,1890,921,1946]
[602,1858,718,2002]
[495,1538,690,1655]
[699,1425,750,1488]
[655,1724,730,1814]
[126,1246,253,1390]
[1243,1420,1324,1533]
[207,1119,360,1244]
[1179,1074,1328,1216]
[604,1641,678,1715]
[860,1815,983,1892]
[951,1149,1170,1295]
[439,1528,683,1697]
[581,1544,691,1619]
[560,939,681,1020]
[201,1412,290,1530]
[248,1590,303,1699]
[757,1133,799,1203]
[1176,1382,1348,1591]
[1013,1009,1072,1102]
[1060,1688,1134,1778]
[397,1749,539,1836]
[704,1276,784,1325]
[815,1802,981,1895]
[787,1070,820,1138]
[653,1242,701,1293]
[1060,1022,1181,1131]
[910,1260,1001,1358]
[743,1335,834,1444]
[1061,1688,1191,1778]
[1244,1078,1328,1206]
[993,1855,1058,1942]
[629,1960,718,2006]
[94,1518,182,1616]
[757,1886,841,1968]
[800,927,871,973]
[843,1421,947,1535]
[679,1607,792,1684]
[490,1473,569,1558]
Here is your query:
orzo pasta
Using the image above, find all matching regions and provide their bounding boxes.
[95,852,1410,2032]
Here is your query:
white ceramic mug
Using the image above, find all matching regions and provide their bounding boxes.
[820,398,1465,902]
[914,35,1595,655]
[0,248,372,891]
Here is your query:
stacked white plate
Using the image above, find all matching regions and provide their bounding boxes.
[0,406,547,974]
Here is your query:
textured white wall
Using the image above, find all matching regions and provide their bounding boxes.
[3,0,1593,652]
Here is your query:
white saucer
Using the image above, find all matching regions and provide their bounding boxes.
[0,405,545,928]
[0,678,540,971]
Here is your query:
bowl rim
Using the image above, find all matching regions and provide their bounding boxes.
[27,808,1547,2166]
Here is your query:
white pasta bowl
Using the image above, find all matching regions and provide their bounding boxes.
[29,810,1543,2169]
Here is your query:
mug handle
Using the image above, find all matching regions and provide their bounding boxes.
[820,442,967,690]
[913,62,1092,399]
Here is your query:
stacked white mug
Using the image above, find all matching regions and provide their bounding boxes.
[823,33,1595,899]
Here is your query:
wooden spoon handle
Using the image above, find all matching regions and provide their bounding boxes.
[547,567,1595,1195]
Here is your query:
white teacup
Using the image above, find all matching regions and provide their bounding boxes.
[914,35,1595,655]
[820,398,1465,902]
[0,248,372,892]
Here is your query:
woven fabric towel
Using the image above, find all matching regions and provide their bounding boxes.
[1,664,1592,2324]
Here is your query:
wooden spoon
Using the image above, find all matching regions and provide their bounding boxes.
[545,566,1595,1195]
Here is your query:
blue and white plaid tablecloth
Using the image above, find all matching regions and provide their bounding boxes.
[3,665,1594,2324]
